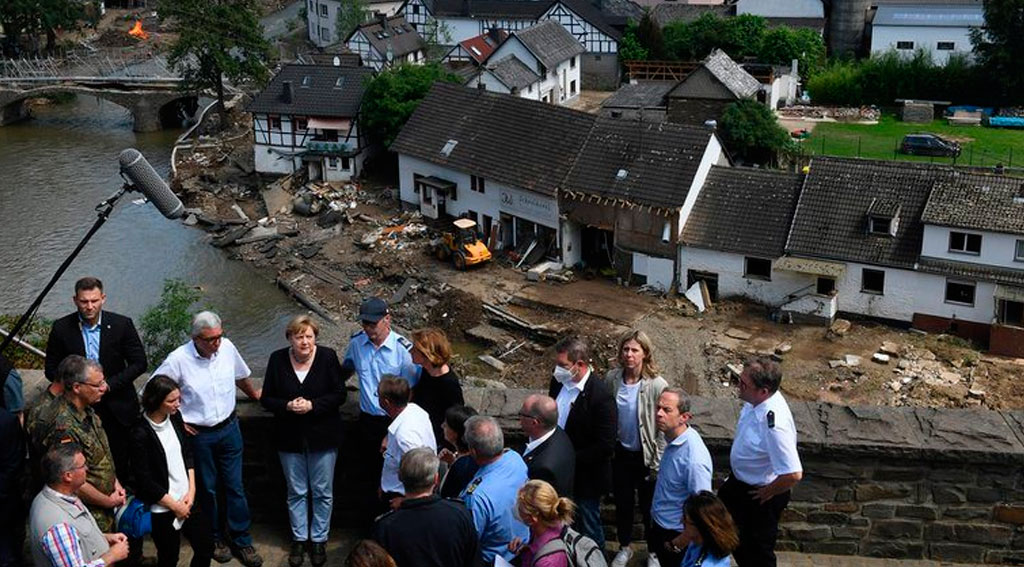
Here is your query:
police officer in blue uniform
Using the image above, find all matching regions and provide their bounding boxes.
[459,416,529,565]
[341,297,418,529]
[719,357,802,567]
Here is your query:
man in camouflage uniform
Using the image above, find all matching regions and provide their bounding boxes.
[25,371,64,493]
[33,355,125,532]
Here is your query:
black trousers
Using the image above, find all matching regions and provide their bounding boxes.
[647,522,683,567]
[612,445,654,546]
[718,475,791,567]
[97,405,136,490]
[150,508,215,567]
[357,413,390,533]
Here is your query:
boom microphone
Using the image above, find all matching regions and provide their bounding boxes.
[119,148,185,219]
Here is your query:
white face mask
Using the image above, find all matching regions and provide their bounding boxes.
[553,365,574,384]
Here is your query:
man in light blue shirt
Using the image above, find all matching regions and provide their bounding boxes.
[341,297,418,529]
[460,416,529,565]
[649,388,712,567]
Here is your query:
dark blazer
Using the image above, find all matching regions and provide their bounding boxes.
[523,426,575,498]
[45,311,147,426]
[129,412,193,506]
[548,373,617,498]
[260,346,346,453]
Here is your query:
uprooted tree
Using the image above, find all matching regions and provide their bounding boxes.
[158,0,272,126]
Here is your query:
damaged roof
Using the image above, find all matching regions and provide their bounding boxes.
[390,83,594,196]
[562,118,719,210]
[668,48,762,100]
[246,64,373,117]
[785,157,946,269]
[512,20,585,69]
[349,15,424,58]
[601,81,674,110]
[650,4,730,29]
[921,172,1024,236]
[683,166,804,258]
[486,55,542,90]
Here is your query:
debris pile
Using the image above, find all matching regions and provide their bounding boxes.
[779,105,881,122]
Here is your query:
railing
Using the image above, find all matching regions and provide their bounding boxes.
[783,283,816,304]
[306,140,353,154]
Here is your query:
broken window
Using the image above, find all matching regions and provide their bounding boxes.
[817,277,836,295]
[949,231,982,255]
[945,280,976,306]
[862,269,885,295]
[744,257,772,281]
[999,299,1024,326]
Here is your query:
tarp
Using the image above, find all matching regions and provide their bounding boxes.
[774,256,846,277]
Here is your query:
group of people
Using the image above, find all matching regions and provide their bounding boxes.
[0,276,804,567]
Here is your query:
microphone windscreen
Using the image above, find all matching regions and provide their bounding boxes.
[119,149,185,220]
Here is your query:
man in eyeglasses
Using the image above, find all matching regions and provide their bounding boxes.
[152,311,263,567]
[518,394,575,498]
[340,297,418,530]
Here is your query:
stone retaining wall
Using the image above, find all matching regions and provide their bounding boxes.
[20,372,1024,564]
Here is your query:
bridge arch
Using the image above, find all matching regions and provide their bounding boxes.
[0,84,198,132]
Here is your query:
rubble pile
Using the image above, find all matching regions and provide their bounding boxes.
[779,105,881,122]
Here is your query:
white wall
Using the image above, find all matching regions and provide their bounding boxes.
[678,247,808,305]
[632,252,675,290]
[922,225,1024,270]
[870,25,974,65]
[678,135,728,235]
[307,0,339,47]
[490,37,540,73]
[737,0,823,18]
[436,17,483,44]
[561,218,582,266]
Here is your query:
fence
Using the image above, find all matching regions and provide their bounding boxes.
[792,134,1020,170]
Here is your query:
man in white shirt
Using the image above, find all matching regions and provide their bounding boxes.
[719,357,802,567]
[378,376,436,510]
[152,311,262,567]
[518,394,574,498]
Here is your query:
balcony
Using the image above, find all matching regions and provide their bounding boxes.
[305,140,354,156]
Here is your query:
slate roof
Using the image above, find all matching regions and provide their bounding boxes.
[246,64,373,117]
[682,166,804,257]
[667,49,761,100]
[557,0,623,40]
[513,20,585,69]
[350,15,424,58]
[601,81,674,109]
[486,54,541,89]
[562,118,718,209]
[917,257,1024,287]
[873,4,984,27]
[650,4,730,28]
[390,83,595,196]
[921,172,1024,236]
[785,157,948,269]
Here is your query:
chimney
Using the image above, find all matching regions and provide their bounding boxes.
[791,58,799,77]
[377,12,388,27]
[282,81,294,104]
[488,26,502,43]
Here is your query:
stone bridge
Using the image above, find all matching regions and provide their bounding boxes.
[0,78,197,132]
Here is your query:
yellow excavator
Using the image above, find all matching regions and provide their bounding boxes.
[436,218,492,270]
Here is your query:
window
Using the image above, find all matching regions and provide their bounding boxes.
[268,115,282,130]
[862,269,885,295]
[471,175,485,193]
[320,26,329,40]
[342,157,350,170]
[448,183,457,201]
[570,80,577,95]
[937,41,955,51]
[999,299,1024,326]
[896,41,914,50]
[595,55,602,61]
[465,210,479,224]
[423,186,433,204]
[570,56,577,69]
[328,156,338,168]
[869,216,891,235]
[945,280,976,306]
[294,118,308,131]
[528,84,533,93]
[1016,239,1024,261]
[744,257,772,281]
[817,277,836,295]
[319,3,328,16]
[949,231,982,255]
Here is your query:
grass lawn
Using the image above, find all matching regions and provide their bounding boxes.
[793,114,1024,167]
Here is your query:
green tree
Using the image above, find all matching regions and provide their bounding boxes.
[970,0,1024,102]
[619,19,649,62]
[636,12,664,60]
[663,13,767,61]
[140,279,203,370]
[757,26,826,79]
[363,62,462,147]
[0,0,39,55]
[719,99,792,165]
[158,0,272,126]
[38,0,83,53]
[336,0,368,42]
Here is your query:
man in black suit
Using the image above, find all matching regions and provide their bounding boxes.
[44,277,147,487]
[519,394,575,498]
[548,335,617,550]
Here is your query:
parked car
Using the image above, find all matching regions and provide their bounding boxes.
[900,133,961,157]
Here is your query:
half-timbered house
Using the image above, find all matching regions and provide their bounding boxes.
[345,14,426,71]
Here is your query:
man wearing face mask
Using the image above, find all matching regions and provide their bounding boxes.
[547,335,616,550]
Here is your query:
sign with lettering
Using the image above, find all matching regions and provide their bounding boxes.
[498,189,556,224]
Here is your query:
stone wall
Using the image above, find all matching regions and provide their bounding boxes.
[20,372,1024,563]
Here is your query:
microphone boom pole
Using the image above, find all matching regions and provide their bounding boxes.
[0,186,127,357]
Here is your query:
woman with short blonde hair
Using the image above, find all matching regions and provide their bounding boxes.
[606,329,670,567]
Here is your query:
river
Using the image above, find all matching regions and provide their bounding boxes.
[0,95,299,370]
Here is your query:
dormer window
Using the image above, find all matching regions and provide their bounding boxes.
[869,216,891,235]
[866,198,900,236]
[301,76,312,87]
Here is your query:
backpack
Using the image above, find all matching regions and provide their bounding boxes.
[534,525,608,567]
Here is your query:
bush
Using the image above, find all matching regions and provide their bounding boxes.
[140,279,203,370]
[719,99,793,165]
[0,314,52,370]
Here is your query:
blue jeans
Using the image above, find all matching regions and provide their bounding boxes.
[575,497,605,550]
[278,449,338,543]
[190,418,253,547]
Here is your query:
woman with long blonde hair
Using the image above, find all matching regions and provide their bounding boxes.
[606,329,669,567]
[512,480,576,567]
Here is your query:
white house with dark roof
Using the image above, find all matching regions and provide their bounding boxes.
[307,0,404,47]
[345,14,426,71]
[247,64,374,182]
[390,83,728,288]
[466,20,584,104]
[870,4,984,64]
